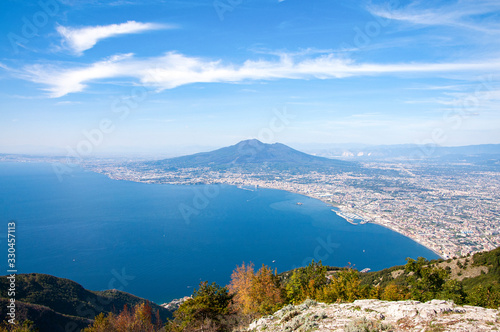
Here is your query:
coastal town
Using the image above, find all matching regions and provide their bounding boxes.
[1,153,499,259]
[84,159,500,260]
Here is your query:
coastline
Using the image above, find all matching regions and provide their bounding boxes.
[0,159,447,260]
[293,192,445,260]
[361,218,445,260]
[86,163,447,260]
[90,166,447,260]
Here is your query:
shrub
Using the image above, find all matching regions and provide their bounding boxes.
[344,317,393,332]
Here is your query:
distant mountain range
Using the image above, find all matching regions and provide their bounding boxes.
[147,139,355,172]
[298,143,500,162]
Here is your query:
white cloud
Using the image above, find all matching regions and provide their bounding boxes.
[57,21,172,55]
[21,52,500,98]
[368,0,500,33]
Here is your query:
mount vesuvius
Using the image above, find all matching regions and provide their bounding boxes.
[146,139,355,172]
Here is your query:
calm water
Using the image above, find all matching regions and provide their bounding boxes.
[0,162,438,303]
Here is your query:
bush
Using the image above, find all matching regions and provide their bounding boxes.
[317,269,366,303]
[0,320,38,332]
[466,284,500,308]
[344,317,393,332]
[228,263,285,317]
[83,302,161,332]
[285,261,328,304]
[166,281,234,332]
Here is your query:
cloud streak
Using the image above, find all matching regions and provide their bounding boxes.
[368,0,500,34]
[21,52,500,98]
[57,21,172,54]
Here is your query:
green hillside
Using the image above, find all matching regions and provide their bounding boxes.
[358,246,500,306]
[0,273,172,332]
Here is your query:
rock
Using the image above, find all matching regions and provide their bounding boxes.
[161,296,191,312]
[243,299,500,331]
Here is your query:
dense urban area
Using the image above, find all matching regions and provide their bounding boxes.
[91,160,499,259]
[2,153,499,260]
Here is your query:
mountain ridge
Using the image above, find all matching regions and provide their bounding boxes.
[0,273,173,332]
[147,139,354,171]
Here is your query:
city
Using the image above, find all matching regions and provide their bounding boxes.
[78,157,500,260]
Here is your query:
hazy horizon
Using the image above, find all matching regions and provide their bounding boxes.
[1,139,500,160]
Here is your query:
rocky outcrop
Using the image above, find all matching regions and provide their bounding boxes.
[161,296,191,312]
[245,299,500,331]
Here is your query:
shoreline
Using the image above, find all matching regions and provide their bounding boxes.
[90,167,448,260]
[290,191,445,260]
[0,159,448,260]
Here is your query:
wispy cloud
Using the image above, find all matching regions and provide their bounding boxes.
[368,0,500,34]
[20,52,500,98]
[57,21,172,55]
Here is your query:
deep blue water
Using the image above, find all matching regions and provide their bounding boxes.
[0,162,438,303]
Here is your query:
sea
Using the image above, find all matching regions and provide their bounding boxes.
[0,162,439,304]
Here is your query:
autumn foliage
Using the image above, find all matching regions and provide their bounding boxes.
[228,263,284,316]
[80,251,500,332]
[83,302,161,332]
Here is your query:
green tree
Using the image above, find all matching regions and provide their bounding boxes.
[318,268,364,303]
[285,260,328,304]
[166,281,233,331]
[405,257,449,301]
[438,279,466,304]
[466,284,500,308]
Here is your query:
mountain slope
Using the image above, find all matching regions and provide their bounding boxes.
[359,246,500,292]
[149,139,354,171]
[0,298,91,332]
[0,273,173,331]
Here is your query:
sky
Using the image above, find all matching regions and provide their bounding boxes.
[0,0,499,156]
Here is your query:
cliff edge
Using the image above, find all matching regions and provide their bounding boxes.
[245,299,500,331]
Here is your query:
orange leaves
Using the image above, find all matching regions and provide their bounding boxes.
[83,302,160,332]
[228,262,285,316]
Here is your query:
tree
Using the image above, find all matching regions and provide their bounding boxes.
[438,279,466,304]
[83,302,159,332]
[167,281,233,331]
[228,263,285,316]
[381,284,409,301]
[318,268,364,303]
[405,257,449,301]
[228,262,256,315]
[0,320,38,332]
[285,260,328,304]
[250,265,285,315]
[467,284,500,308]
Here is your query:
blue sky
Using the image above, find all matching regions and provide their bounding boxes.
[1,0,499,155]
